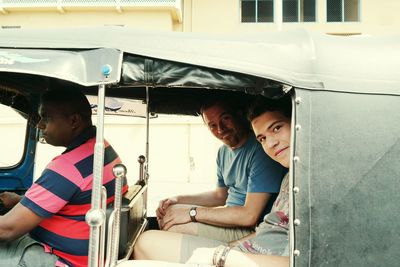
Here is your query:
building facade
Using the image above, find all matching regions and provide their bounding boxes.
[1,0,400,35]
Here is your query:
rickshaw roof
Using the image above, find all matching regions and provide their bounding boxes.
[0,26,400,96]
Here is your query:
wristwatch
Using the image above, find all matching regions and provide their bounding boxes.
[189,206,197,222]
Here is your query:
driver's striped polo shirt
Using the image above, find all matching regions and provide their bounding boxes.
[21,126,128,267]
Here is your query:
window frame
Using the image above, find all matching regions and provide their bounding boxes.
[240,0,275,23]
[327,0,361,22]
[282,0,317,23]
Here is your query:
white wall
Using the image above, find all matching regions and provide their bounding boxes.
[0,105,27,167]
[34,115,220,182]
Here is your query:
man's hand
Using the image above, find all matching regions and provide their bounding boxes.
[0,192,22,209]
[159,204,192,230]
[186,247,215,266]
[156,197,178,220]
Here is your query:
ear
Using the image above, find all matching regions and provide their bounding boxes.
[69,113,82,129]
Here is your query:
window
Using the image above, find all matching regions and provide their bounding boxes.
[241,0,274,23]
[0,104,27,168]
[283,0,316,22]
[327,0,359,22]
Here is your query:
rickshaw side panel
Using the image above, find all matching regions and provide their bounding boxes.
[293,89,400,267]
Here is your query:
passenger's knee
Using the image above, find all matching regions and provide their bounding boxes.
[133,230,159,259]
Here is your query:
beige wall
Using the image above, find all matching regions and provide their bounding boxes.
[1,0,400,34]
[0,9,177,31]
[184,0,400,35]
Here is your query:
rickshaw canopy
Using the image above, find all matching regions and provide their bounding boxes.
[0,27,399,98]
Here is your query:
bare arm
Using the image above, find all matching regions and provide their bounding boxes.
[225,250,289,267]
[195,192,270,227]
[186,247,289,267]
[175,187,228,207]
[229,232,256,247]
[161,192,270,230]
[156,187,228,220]
[0,203,44,241]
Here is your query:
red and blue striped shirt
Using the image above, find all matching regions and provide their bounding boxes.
[21,126,128,267]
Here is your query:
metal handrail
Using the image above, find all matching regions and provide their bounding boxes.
[99,187,108,267]
[109,164,126,267]
[86,82,107,267]
[104,211,114,267]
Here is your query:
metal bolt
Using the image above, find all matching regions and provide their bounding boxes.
[112,164,127,179]
[102,64,112,77]
[295,97,301,105]
[293,187,300,193]
[294,219,301,226]
[294,250,301,256]
[293,156,300,163]
[85,209,105,226]
[295,124,301,131]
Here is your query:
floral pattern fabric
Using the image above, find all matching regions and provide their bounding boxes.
[236,173,289,256]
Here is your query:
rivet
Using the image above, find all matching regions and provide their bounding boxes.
[293,156,300,163]
[294,249,301,256]
[102,64,112,76]
[293,187,299,193]
[295,124,301,131]
[294,219,301,226]
[295,97,301,105]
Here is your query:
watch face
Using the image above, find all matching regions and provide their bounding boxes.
[190,209,196,216]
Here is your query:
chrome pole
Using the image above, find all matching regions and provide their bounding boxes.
[86,65,111,267]
[138,155,146,183]
[99,187,108,267]
[109,164,126,266]
[145,85,150,180]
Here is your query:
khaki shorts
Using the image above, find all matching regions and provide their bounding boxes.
[197,223,254,243]
[0,235,58,267]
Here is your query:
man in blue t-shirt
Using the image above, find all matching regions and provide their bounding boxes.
[155,98,287,242]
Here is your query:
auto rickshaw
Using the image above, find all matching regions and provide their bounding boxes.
[0,27,399,267]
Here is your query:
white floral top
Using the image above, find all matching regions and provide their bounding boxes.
[236,173,289,256]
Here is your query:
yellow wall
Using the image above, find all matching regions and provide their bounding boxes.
[0,9,175,30]
[1,0,400,34]
[184,0,400,35]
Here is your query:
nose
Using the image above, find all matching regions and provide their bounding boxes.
[36,118,45,130]
[217,121,226,134]
[265,136,278,149]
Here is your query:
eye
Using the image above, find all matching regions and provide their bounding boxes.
[257,136,266,144]
[208,123,216,131]
[221,114,232,122]
[273,125,282,133]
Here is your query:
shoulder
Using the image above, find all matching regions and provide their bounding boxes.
[217,144,231,157]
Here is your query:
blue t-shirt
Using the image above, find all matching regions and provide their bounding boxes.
[216,133,286,212]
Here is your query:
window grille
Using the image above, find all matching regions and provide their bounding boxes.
[241,0,274,23]
[283,0,316,22]
[327,0,359,22]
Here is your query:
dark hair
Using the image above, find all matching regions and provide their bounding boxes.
[199,97,237,117]
[40,85,92,124]
[199,96,251,132]
[247,94,292,122]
